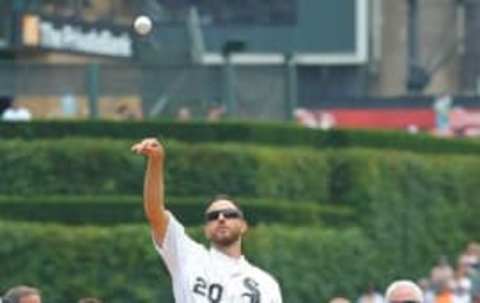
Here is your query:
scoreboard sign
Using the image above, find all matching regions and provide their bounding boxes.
[20,14,133,58]
[194,0,368,65]
[151,0,368,65]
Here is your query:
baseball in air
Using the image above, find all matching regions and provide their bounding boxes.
[134,15,152,35]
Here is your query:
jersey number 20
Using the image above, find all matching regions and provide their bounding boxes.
[193,277,223,303]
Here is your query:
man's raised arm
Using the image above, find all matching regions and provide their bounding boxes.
[131,138,169,245]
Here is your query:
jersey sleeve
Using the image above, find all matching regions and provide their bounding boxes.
[152,211,204,276]
[271,281,283,303]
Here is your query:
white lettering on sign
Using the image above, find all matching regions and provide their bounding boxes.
[39,20,133,57]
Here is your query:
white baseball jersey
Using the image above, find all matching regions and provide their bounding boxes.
[154,212,283,303]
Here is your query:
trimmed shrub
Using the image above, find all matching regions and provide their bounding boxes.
[2,139,480,221]
[326,149,480,275]
[0,221,379,303]
[361,154,480,274]
[0,195,355,227]
[1,120,480,155]
[1,220,470,303]
[327,149,480,208]
[0,139,330,202]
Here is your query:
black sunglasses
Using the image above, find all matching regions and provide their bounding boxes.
[205,209,243,222]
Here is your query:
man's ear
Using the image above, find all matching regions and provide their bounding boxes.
[241,221,248,234]
[204,225,211,240]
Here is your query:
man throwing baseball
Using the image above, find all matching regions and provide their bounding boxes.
[132,138,283,303]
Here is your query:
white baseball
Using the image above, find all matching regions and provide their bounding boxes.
[134,15,152,35]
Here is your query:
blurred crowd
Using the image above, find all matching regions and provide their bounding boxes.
[419,242,480,303]
[0,286,101,303]
[330,241,480,303]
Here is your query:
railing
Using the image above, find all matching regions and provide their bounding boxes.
[0,62,297,121]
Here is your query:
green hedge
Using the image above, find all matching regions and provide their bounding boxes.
[0,221,404,303]
[0,139,330,202]
[1,221,471,303]
[3,139,480,214]
[0,196,355,227]
[3,139,480,223]
[326,148,480,268]
[327,148,480,214]
[1,120,479,155]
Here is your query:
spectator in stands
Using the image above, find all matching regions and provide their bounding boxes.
[434,280,455,303]
[357,282,384,303]
[469,264,480,302]
[385,280,423,303]
[433,94,452,136]
[452,277,472,303]
[453,263,473,295]
[431,256,455,291]
[177,106,192,121]
[293,108,318,128]
[207,105,225,122]
[418,278,436,303]
[1,100,32,122]
[115,104,140,120]
[318,111,336,130]
[407,124,420,134]
[0,95,12,116]
[60,91,77,118]
[2,285,41,303]
[459,242,480,272]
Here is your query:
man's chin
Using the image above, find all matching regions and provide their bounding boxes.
[212,235,239,247]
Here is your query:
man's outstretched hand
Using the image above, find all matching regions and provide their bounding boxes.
[131,138,165,159]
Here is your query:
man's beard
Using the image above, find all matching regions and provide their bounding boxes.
[211,229,242,247]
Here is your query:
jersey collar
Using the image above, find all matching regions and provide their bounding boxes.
[210,246,248,267]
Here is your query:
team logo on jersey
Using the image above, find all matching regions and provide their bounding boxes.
[242,278,261,303]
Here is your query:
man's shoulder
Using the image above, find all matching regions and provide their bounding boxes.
[158,211,207,254]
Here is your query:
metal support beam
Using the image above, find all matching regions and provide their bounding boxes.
[285,54,298,121]
[406,0,430,93]
[223,55,236,117]
[86,63,99,118]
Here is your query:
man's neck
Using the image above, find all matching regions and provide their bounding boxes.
[213,240,242,259]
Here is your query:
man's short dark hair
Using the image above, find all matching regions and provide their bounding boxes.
[0,95,13,114]
[207,194,242,210]
[3,286,40,303]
